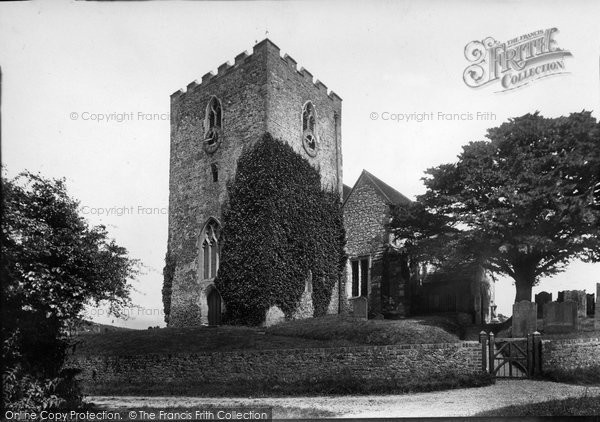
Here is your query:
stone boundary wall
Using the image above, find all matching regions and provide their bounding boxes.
[542,337,600,371]
[69,342,482,389]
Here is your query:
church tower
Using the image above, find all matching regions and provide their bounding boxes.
[166,39,343,327]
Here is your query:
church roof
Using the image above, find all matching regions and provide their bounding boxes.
[342,184,352,202]
[343,170,411,207]
[362,170,411,206]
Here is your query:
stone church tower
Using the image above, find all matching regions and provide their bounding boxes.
[167,39,343,327]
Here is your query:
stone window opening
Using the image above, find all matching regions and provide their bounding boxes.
[351,257,369,298]
[302,101,317,157]
[211,163,219,182]
[200,219,221,280]
[203,96,222,153]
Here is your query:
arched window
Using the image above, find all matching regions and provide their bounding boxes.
[302,101,317,156]
[200,219,221,280]
[203,96,222,153]
[211,163,219,182]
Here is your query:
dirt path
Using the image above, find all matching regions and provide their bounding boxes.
[88,380,600,418]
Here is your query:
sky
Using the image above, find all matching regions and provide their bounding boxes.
[1,0,599,328]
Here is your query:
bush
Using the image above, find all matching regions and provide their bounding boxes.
[2,171,136,411]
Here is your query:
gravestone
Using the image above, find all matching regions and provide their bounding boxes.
[544,301,578,333]
[264,305,285,327]
[351,296,368,319]
[562,290,587,318]
[512,301,537,337]
[596,284,600,330]
[586,293,595,316]
[535,291,552,318]
[490,304,500,323]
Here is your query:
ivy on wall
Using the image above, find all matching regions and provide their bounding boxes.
[162,250,176,323]
[215,133,346,325]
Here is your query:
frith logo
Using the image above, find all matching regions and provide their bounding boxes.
[463,28,572,92]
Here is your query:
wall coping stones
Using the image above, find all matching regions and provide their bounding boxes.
[72,340,480,360]
[541,337,600,345]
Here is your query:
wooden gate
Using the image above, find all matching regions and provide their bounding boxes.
[207,288,222,326]
[479,332,542,378]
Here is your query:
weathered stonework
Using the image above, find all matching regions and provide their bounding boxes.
[560,290,587,318]
[535,291,552,318]
[167,39,343,326]
[343,171,410,317]
[543,301,578,333]
[70,342,483,392]
[543,337,600,371]
[596,283,600,330]
[292,287,314,320]
[264,306,285,327]
[512,301,537,337]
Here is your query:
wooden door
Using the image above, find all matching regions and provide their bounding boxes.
[207,289,222,326]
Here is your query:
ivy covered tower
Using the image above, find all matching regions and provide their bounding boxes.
[166,39,343,327]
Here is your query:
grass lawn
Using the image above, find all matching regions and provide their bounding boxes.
[72,325,354,356]
[538,366,600,385]
[72,315,461,356]
[265,314,461,345]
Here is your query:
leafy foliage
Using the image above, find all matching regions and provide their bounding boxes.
[390,112,600,301]
[215,133,346,325]
[161,251,175,323]
[1,171,137,411]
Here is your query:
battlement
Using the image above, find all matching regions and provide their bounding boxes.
[171,38,342,102]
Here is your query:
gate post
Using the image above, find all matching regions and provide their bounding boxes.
[527,334,534,377]
[533,331,542,375]
[488,332,495,375]
[479,331,487,372]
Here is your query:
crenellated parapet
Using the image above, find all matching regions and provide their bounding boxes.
[171,38,342,102]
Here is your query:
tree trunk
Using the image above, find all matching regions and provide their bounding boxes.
[513,262,537,302]
[514,280,533,302]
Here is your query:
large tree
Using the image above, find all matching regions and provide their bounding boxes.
[391,112,600,302]
[1,171,138,410]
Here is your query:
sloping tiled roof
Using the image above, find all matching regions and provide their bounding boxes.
[342,184,352,202]
[343,169,412,207]
[361,170,411,206]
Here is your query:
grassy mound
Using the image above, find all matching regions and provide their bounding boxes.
[72,325,355,356]
[73,315,462,356]
[265,314,461,345]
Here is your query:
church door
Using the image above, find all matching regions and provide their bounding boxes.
[207,289,222,326]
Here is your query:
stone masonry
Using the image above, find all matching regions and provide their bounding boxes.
[342,171,410,316]
[71,342,483,393]
[558,290,587,318]
[167,39,343,326]
[512,301,537,337]
[543,337,600,371]
[596,283,600,330]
